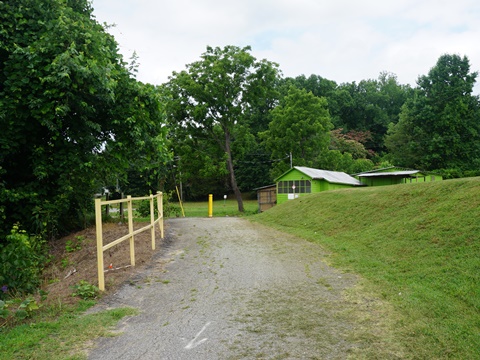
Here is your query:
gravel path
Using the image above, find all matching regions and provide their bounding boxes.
[87,217,400,359]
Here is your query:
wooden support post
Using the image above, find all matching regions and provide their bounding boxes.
[157,192,164,238]
[150,194,155,250]
[127,195,135,266]
[95,198,105,291]
[105,192,109,217]
[96,192,164,291]
[119,192,124,221]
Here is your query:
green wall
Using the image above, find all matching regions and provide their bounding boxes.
[403,174,443,183]
[359,177,404,187]
[276,169,355,204]
[276,168,312,204]
[358,174,443,187]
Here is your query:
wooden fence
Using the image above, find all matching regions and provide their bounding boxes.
[95,192,164,291]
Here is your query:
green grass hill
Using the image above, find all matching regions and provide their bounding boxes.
[254,177,480,359]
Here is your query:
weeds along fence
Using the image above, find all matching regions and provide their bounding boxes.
[95,192,164,291]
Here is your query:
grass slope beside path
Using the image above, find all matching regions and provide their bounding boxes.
[253,177,480,359]
[0,303,137,360]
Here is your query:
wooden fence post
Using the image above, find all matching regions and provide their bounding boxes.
[157,192,164,238]
[150,194,155,250]
[95,198,105,291]
[127,195,135,266]
[96,193,164,292]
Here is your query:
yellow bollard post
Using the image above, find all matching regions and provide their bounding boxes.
[208,194,213,218]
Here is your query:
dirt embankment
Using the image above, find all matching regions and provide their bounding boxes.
[44,221,165,305]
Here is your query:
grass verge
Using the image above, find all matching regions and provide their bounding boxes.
[253,177,480,359]
[0,301,138,360]
[105,199,259,221]
[176,199,258,218]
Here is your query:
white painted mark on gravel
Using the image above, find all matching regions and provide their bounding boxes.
[185,322,211,349]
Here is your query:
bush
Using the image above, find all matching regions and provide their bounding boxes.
[435,168,480,180]
[438,168,463,179]
[0,225,48,300]
[136,192,181,218]
[0,297,41,328]
[136,198,157,218]
[71,280,99,300]
[163,191,182,218]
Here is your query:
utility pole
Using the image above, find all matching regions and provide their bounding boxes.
[179,170,183,202]
[174,156,183,202]
[290,152,293,168]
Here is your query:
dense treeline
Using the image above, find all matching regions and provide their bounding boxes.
[2,0,480,296]
[164,49,480,204]
[0,1,168,241]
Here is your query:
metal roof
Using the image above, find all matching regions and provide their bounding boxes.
[294,166,364,186]
[351,166,396,176]
[357,170,419,178]
[253,184,276,191]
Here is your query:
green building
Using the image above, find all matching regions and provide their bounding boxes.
[275,166,364,205]
[355,167,443,187]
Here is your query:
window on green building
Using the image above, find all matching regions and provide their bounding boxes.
[277,180,311,194]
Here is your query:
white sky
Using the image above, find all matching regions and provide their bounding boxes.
[92,0,480,93]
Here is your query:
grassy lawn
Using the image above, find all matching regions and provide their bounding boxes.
[0,301,137,360]
[104,198,259,220]
[3,179,478,359]
[253,177,480,359]
[175,198,258,218]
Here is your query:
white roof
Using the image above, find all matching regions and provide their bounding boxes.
[294,166,363,186]
[357,170,419,178]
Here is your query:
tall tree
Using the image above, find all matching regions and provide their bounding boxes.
[329,73,410,155]
[282,74,337,99]
[385,54,480,170]
[165,45,280,211]
[0,0,167,238]
[260,86,333,177]
[167,124,230,200]
[231,124,273,191]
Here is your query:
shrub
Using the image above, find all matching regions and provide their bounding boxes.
[163,191,182,218]
[0,297,41,327]
[0,225,48,300]
[71,280,99,300]
[435,168,480,179]
[136,199,156,218]
[136,192,181,218]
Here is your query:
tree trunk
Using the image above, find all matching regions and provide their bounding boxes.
[225,129,244,212]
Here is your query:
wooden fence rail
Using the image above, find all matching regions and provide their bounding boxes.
[95,192,164,291]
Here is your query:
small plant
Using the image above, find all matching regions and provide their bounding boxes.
[71,280,99,300]
[61,257,71,269]
[0,300,8,319]
[65,235,84,253]
[0,296,41,327]
[38,289,48,302]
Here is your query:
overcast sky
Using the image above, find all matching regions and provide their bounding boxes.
[92,0,480,93]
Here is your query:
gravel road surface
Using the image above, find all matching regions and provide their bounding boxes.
[87,217,399,359]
